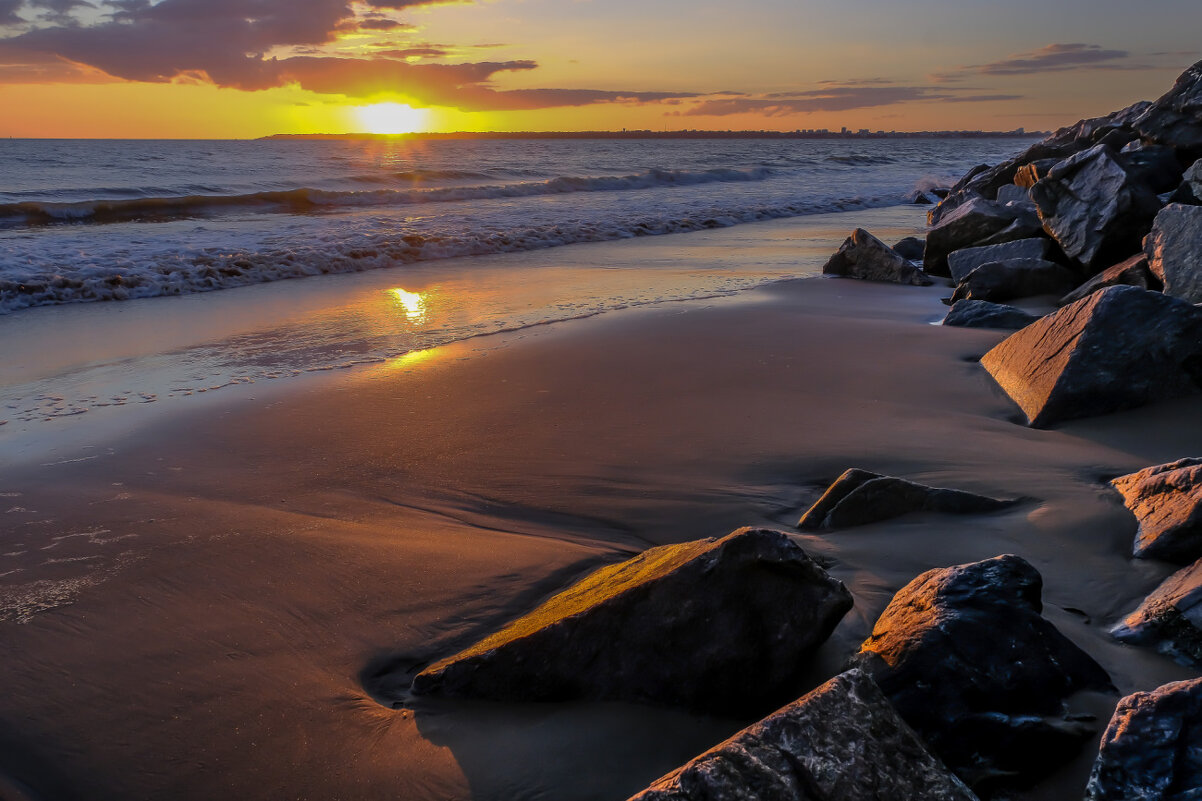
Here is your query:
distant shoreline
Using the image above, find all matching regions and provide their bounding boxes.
[260,129,1046,142]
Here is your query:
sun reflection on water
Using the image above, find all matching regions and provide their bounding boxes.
[388,288,429,324]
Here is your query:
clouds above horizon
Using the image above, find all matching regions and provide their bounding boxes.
[678,85,1023,117]
[933,43,1157,83]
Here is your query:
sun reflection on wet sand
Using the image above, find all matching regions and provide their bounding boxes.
[388,288,429,324]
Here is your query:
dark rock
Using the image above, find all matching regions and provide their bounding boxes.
[980,285,1202,427]
[1118,142,1186,194]
[1111,458,1202,563]
[1014,159,1060,189]
[949,258,1077,304]
[1030,144,1163,272]
[931,187,950,199]
[910,190,935,205]
[1057,254,1160,306]
[1145,203,1202,303]
[994,184,1032,206]
[891,236,926,261]
[1085,677,1202,801]
[925,197,1041,277]
[797,469,1016,530]
[822,228,931,285]
[1134,59,1202,155]
[851,555,1113,790]
[411,527,853,716]
[947,238,1054,284]
[1112,558,1202,667]
[628,669,980,801]
[943,300,1041,330]
[1169,158,1202,204]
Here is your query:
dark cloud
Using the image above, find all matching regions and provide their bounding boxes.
[355,18,414,31]
[0,0,23,25]
[373,46,450,59]
[680,86,1021,117]
[933,43,1148,82]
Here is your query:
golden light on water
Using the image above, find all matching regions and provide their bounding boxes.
[388,288,429,323]
[356,103,429,134]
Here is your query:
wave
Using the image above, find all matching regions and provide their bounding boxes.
[0,166,776,228]
[0,191,892,315]
[826,154,898,166]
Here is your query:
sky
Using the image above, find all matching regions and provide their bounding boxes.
[0,0,1199,138]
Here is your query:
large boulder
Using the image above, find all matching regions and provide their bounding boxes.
[994,184,1032,206]
[925,198,1042,277]
[1029,144,1163,272]
[822,228,931,285]
[942,300,1041,330]
[1057,253,1160,306]
[1118,142,1187,194]
[980,286,1202,427]
[1144,203,1202,303]
[411,527,853,716]
[1111,458,1202,563]
[628,669,980,801]
[891,236,926,261]
[798,469,1015,530]
[1014,159,1059,189]
[947,238,1054,284]
[1170,158,1202,204]
[949,258,1077,304]
[1112,558,1202,667]
[1134,59,1202,155]
[1085,678,1202,801]
[851,555,1113,790]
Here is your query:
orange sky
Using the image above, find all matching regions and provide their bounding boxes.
[0,0,1199,138]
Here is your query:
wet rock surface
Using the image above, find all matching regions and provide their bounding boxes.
[1112,458,1202,563]
[1085,677,1202,801]
[411,527,853,716]
[980,286,1202,427]
[628,669,980,801]
[942,300,1041,330]
[1113,558,1202,668]
[1145,203,1202,303]
[797,468,1016,530]
[821,228,930,285]
[851,555,1113,791]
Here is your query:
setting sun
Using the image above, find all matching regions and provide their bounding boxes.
[355,103,428,134]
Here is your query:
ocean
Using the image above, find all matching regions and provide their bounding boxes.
[0,136,1031,456]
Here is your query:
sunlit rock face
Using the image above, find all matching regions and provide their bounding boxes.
[851,555,1112,793]
[1057,254,1159,307]
[411,527,853,716]
[628,669,980,801]
[1112,557,1202,668]
[980,285,1202,428]
[1085,677,1202,801]
[1111,458,1202,563]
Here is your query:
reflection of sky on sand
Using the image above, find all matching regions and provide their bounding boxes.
[0,206,926,465]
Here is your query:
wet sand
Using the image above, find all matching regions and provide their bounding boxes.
[2,233,1201,799]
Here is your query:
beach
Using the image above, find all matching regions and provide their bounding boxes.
[1,206,1199,800]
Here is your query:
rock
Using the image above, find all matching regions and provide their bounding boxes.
[411,527,854,716]
[1014,159,1058,189]
[1112,558,1202,667]
[1111,458,1202,563]
[925,197,1041,277]
[628,669,980,801]
[949,258,1077,304]
[891,236,926,261]
[910,190,936,205]
[1030,144,1163,272]
[980,285,1202,427]
[797,469,1016,530]
[822,228,932,285]
[947,238,1054,284]
[1085,677,1202,801]
[943,300,1041,330]
[851,555,1113,790]
[1134,59,1202,155]
[1057,254,1160,306]
[1169,158,1202,204]
[1118,142,1186,194]
[1145,203,1202,303]
[994,184,1031,205]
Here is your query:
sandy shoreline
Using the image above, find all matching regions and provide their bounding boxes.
[2,214,1202,800]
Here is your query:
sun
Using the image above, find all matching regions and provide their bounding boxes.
[355,103,428,134]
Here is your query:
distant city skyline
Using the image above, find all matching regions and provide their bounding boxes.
[0,0,1199,138]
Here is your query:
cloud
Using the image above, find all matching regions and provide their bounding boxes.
[0,0,23,25]
[679,85,1021,117]
[933,43,1148,83]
